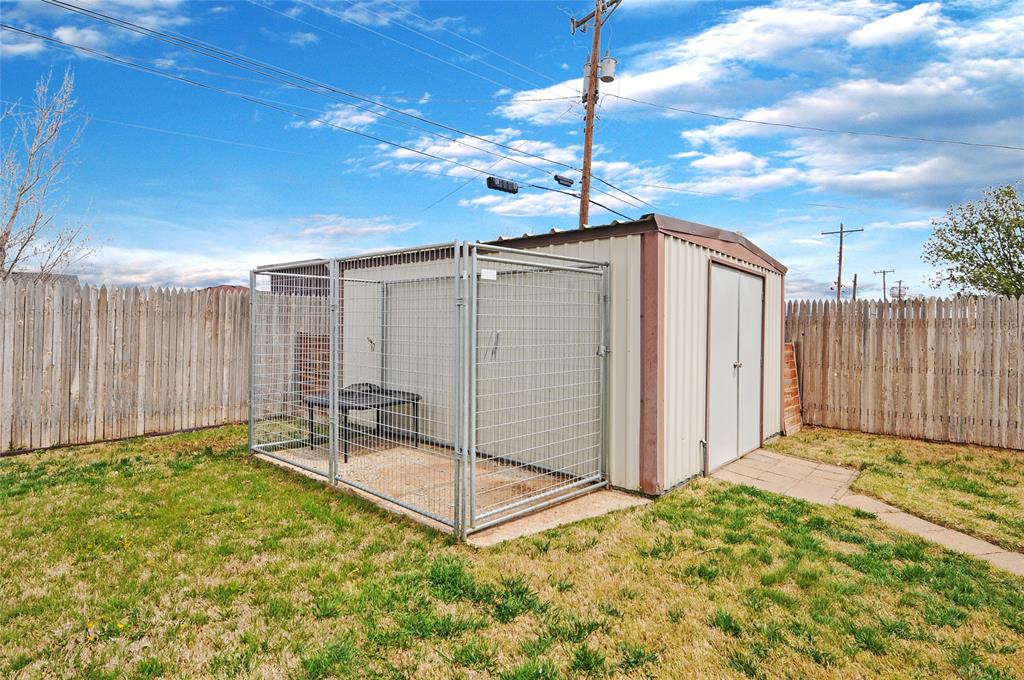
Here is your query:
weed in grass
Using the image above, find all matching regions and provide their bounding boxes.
[948,644,1015,680]
[301,635,358,680]
[547,611,601,643]
[260,595,297,620]
[617,641,659,671]
[519,634,555,659]
[682,560,720,583]
[498,658,561,680]
[570,645,606,676]
[923,599,968,628]
[726,649,761,678]
[801,645,837,667]
[450,639,496,671]
[208,635,268,677]
[637,534,675,559]
[6,655,31,674]
[549,576,574,593]
[398,608,483,639]
[887,451,909,465]
[312,591,349,619]
[850,625,887,655]
[708,608,742,637]
[597,600,623,619]
[794,567,824,589]
[492,577,546,623]
[852,508,876,519]
[428,555,480,602]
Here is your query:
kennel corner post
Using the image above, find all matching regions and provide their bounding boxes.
[599,264,611,485]
[248,269,256,453]
[455,240,471,541]
[328,259,340,485]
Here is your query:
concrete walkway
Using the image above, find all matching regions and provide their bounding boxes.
[712,449,1024,577]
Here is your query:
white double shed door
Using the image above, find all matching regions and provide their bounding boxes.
[707,263,764,471]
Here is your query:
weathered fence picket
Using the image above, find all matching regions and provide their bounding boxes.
[786,296,1023,450]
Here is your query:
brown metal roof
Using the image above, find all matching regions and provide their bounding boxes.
[489,213,787,275]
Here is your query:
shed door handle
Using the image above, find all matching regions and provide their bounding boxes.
[733,361,743,369]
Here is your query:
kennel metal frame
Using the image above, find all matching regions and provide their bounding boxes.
[249,242,609,538]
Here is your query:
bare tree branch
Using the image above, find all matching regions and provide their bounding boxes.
[1,69,92,282]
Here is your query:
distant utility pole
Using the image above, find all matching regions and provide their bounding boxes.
[821,223,864,301]
[852,273,858,301]
[572,0,622,228]
[891,279,909,302]
[874,268,895,302]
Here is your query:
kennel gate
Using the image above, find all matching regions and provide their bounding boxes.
[249,243,608,538]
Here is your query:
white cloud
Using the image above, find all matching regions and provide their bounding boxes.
[689,150,766,172]
[292,103,380,132]
[497,0,884,124]
[686,167,804,196]
[460,191,579,218]
[848,3,943,47]
[792,237,826,246]
[0,36,46,58]
[53,25,107,49]
[863,218,933,230]
[295,214,416,237]
[288,31,319,47]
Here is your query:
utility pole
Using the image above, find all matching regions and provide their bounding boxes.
[874,268,894,302]
[891,279,908,302]
[851,273,858,301]
[821,223,864,301]
[572,0,621,228]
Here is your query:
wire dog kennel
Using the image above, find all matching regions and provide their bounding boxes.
[249,242,609,538]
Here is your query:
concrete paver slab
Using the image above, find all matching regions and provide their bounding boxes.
[927,529,1004,556]
[838,493,897,514]
[983,551,1024,576]
[467,490,649,548]
[879,511,946,535]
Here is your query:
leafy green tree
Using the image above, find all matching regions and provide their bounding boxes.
[923,183,1024,297]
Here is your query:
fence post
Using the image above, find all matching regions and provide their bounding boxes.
[248,272,256,452]
[328,259,339,485]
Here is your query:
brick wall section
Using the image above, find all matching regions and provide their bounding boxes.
[783,342,802,434]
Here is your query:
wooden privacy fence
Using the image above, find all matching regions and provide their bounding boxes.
[786,296,1023,450]
[0,280,249,454]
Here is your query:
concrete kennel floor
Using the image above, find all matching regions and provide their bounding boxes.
[258,441,613,538]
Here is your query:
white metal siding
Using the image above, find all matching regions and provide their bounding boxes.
[663,238,707,485]
[517,236,643,491]
[762,272,783,438]
[663,235,784,488]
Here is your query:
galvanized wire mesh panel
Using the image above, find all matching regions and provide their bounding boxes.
[469,248,607,530]
[334,256,460,526]
[250,265,332,477]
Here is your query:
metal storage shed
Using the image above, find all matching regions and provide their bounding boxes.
[491,213,788,495]
[248,213,786,537]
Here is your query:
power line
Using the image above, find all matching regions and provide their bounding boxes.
[0,24,633,222]
[0,98,319,156]
[38,0,584,180]
[331,0,544,91]
[603,93,1024,152]
[290,0,511,90]
[377,0,582,98]
[40,0,649,209]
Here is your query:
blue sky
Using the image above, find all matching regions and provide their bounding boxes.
[1,0,1022,297]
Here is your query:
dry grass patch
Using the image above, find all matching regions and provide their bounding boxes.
[1,425,1022,678]
[767,427,1024,552]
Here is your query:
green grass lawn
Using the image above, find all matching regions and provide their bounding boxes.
[768,428,1024,553]
[2,426,1023,679]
